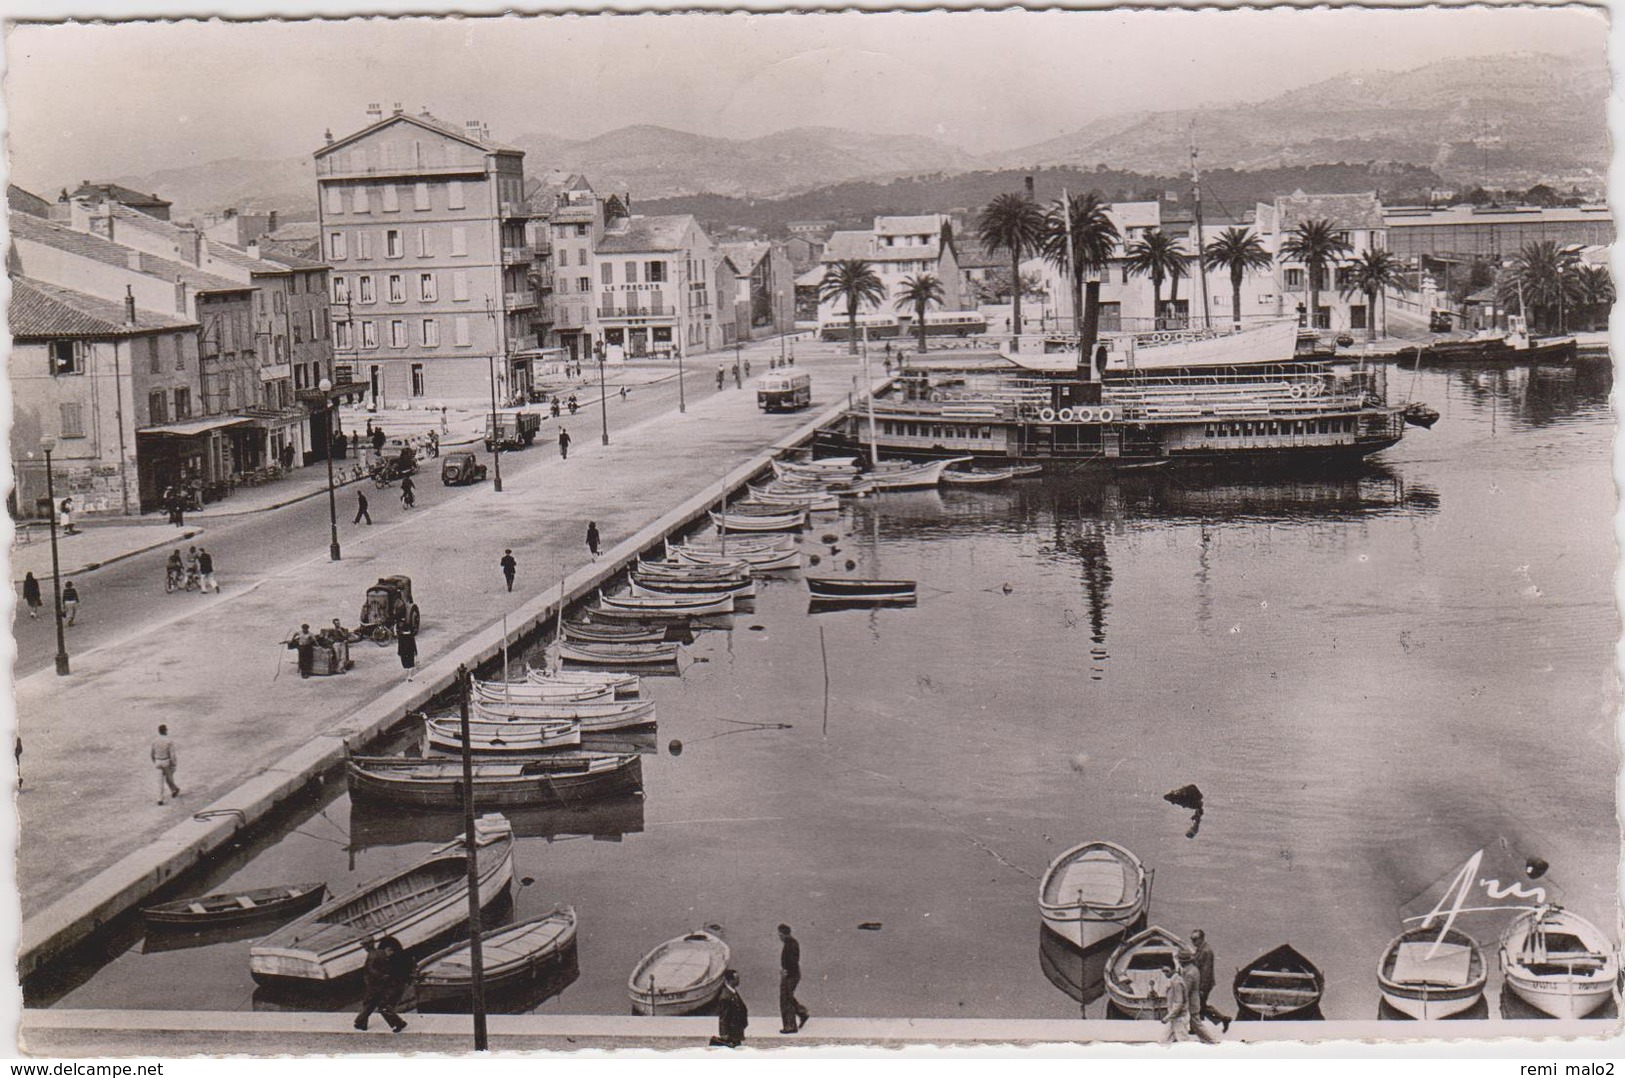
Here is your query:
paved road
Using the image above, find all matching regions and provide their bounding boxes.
[9,348,802,677]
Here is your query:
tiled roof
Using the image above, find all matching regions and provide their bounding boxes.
[821,231,873,262]
[68,182,170,209]
[596,214,700,254]
[9,276,196,339]
[820,229,943,264]
[1273,192,1385,233]
[874,214,947,237]
[718,241,770,273]
[11,212,248,294]
[8,184,52,219]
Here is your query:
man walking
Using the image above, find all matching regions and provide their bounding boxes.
[709,969,748,1048]
[778,923,810,1033]
[354,489,372,525]
[1160,958,1192,1044]
[1190,929,1232,1032]
[61,580,80,625]
[151,723,181,805]
[354,936,411,1033]
[500,549,517,592]
[1179,947,1220,1043]
[558,427,571,461]
[585,521,601,560]
[21,572,42,619]
[197,547,218,593]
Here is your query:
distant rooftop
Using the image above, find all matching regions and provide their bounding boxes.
[10,276,196,339]
[8,184,52,219]
[318,110,523,158]
[12,212,248,295]
[597,214,700,254]
[66,181,172,213]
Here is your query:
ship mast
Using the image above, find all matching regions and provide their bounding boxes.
[1190,123,1212,331]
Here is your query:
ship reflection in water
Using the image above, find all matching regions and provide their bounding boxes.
[347,793,647,854]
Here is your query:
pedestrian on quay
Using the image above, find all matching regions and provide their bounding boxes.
[350,431,361,454]
[501,549,517,592]
[428,430,439,458]
[744,358,751,377]
[185,545,201,590]
[1179,948,1220,1043]
[354,936,411,1033]
[400,474,416,510]
[397,623,418,682]
[372,427,387,454]
[151,723,181,805]
[21,572,42,619]
[1189,929,1232,1032]
[59,496,77,535]
[778,923,811,1034]
[294,622,317,679]
[354,489,372,525]
[586,521,600,560]
[717,364,726,390]
[558,427,571,461]
[197,547,218,594]
[619,385,628,402]
[709,969,748,1048]
[1160,958,1192,1044]
[440,405,449,434]
[61,580,80,626]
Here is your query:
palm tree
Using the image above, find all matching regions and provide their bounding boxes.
[894,274,946,354]
[817,260,886,355]
[1122,228,1186,328]
[978,192,1047,348]
[1570,264,1614,331]
[1279,218,1353,331]
[1202,226,1274,329]
[1339,248,1407,342]
[1501,240,1580,333]
[1040,192,1120,370]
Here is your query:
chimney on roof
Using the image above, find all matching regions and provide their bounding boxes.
[124,286,137,327]
[392,102,403,116]
[247,240,261,261]
[366,102,383,121]
[465,120,485,139]
[324,128,334,145]
[179,225,202,266]
[268,210,279,234]
[1024,175,1035,200]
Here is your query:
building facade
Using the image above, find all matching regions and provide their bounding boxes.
[1383,203,1614,261]
[816,215,965,330]
[315,108,534,403]
[1254,191,1387,332]
[595,214,717,360]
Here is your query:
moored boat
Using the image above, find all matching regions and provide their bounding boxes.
[425,716,580,754]
[1498,906,1619,1019]
[562,620,673,645]
[142,882,327,929]
[673,546,801,571]
[1377,924,1488,1020]
[709,508,807,532]
[806,577,917,603]
[599,591,734,616]
[249,814,514,986]
[627,927,731,1015]
[557,640,682,667]
[866,456,971,490]
[472,678,614,704]
[942,467,1021,484]
[526,668,642,695]
[416,906,580,1006]
[1037,840,1150,951]
[348,754,642,809]
[630,577,757,600]
[1103,925,1186,1018]
[472,696,654,728]
[1232,944,1325,1019]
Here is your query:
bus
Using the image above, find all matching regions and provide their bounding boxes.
[819,315,901,342]
[922,311,990,337]
[757,371,812,413]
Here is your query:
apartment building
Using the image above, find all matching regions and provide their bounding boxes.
[595,214,717,360]
[815,215,965,330]
[1254,191,1387,332]
[315,107,534,403]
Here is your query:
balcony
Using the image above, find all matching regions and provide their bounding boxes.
[499,202,528,220]
[502,246,532,266]
[531,271,555,292]
[505,291,538,311]
[598,304,673,320]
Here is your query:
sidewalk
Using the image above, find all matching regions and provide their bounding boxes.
[14,353,862,937]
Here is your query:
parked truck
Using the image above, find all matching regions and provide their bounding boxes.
[484,411,541,452]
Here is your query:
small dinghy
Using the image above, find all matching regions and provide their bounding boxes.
[1232,944,1325,1019]
[1499,905,1619,1019]
[527,668,642,695]
[1377,924,1488,1020]
[1037,840,1150,951]
[628,926,731,1015]
[348,753,642,809]
[472,678,614,704]
[675,546,801,571]
[630,577,757,600]
[1103,925,1186,1019]
[473,696,654,729]
[417,906,579,1006]
[866,457,971,491]
[710,508,807,533]
[562,620,672,644]
[425,716,580,754]
[599,591,735,616]
[558,641,682,668]
[942,467,1022,484]
[807,577,917,604]
[143,882,327,928]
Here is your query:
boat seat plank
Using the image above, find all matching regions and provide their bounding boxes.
[1392,941,1472,986]
[188,903,208,915]
[1246,969,1319,981]
[236,896,258,910]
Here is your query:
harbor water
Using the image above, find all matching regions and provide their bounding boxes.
[33,360,1619,1023]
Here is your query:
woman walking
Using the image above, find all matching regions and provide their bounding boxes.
[397,624,418,682]
[21,572,42,619]
[586,521,601,560]
[400,474,416,509]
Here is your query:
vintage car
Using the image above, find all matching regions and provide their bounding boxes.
[357,575,422,643]
[441,451,488,486]
[484,411,541,452]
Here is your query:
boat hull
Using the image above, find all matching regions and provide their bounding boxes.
[416,907,579,1005]
[1498,908,1619,1019]
[558,641,682,667]
[425,718,581,753]
[249,817,514,987]
[143,882,327,928]
[1377,926,1488,1020]
[348,755,643,809]
[1103,926,1186,1019]
[1037,840,1150,952]
[627,929,731,1016]
[1232,944,1325,1019]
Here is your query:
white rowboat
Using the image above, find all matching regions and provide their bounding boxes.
[1377,925,1488,1020]
[1038,840,1150,952]
[1498,906,1619,1019]
[627,928,731,1015]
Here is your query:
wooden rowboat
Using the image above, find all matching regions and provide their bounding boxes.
[1498,906,1619,1019]
[1037,840,1150,952]
[562,620,672,644]
[472,678,614,704]
[425,717,580,754]
[672,532,793,552]
[558,641,682,667]
[674,547,801,571]
[942,467,1020,484]
[348,754,642,809]
[807,577,916,603]
[637,557,755,580]
[1377,924,1487,1020]
[1103,925,1186,1019]
[249,814,514,987]
[417,906,580,1006]
[630,577,757,600]
[709,508,806,533]
[772,457,858,480]
[1232,944,1325,1019]
[142,882,327,928]
[627,927,731,1015]
[526,669,642,695]
[471,697,656,731]
[599,590,734,615]
[866,456,972,490]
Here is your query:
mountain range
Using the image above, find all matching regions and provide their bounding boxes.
[104,50,1605,223]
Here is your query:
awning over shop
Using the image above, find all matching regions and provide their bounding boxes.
[138,416,254,437]
[296,381,369,407]
[238,409,311,430]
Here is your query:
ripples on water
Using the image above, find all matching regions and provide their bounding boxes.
[38,362,1620,1025]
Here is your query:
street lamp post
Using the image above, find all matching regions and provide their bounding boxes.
[40,440,69,676]
[779,290,788,368]
[597,352,610,445]
[487,353,504,493]
[676,344,686,413]
[318,379,341,561]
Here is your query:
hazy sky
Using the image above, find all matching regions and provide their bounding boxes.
[3,5,1608,191]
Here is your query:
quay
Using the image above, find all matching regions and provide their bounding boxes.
[20,1009,1602,1054]
[16,348,870,982]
